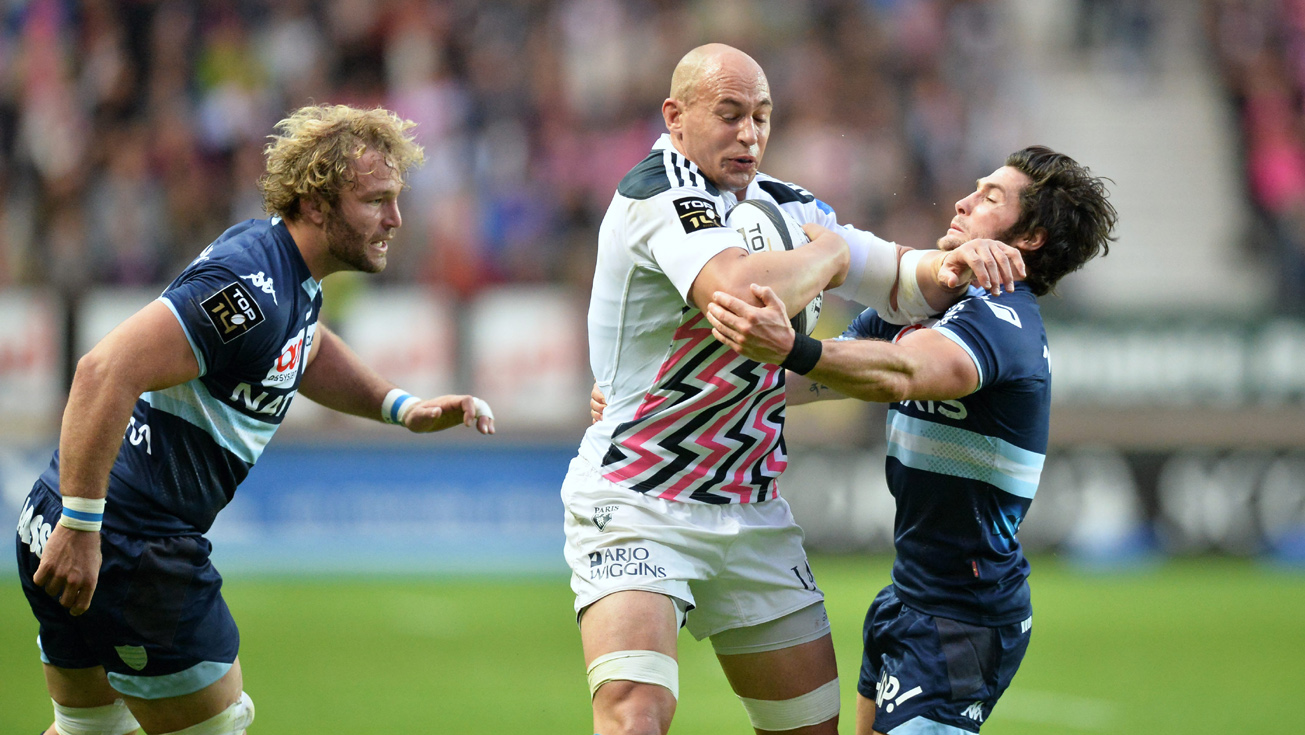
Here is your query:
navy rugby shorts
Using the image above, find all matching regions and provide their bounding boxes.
[15,480,239,699]
[857,585,1030,734]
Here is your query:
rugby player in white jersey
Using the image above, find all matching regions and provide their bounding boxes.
[704,146,1117,734]
[567,43,1024,735]
[15,105,495,735]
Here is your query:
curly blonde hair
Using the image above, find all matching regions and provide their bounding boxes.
[259,105,425,220]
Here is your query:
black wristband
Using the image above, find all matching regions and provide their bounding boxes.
[780,333,823,375]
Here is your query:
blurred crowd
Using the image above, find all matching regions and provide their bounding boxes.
[1209,0,1305,312]
[0,0,1027,298]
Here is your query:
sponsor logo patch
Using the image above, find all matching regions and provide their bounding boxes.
[116,645,148,671]
[262,328,306,387]
[16,498,52,558]
[202,282,266,343]
[673,196,723,234]
[983,299,1022,328]
[592,505,619,531]
[587,547,666,580]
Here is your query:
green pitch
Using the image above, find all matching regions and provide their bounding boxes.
[3,556,1301,734]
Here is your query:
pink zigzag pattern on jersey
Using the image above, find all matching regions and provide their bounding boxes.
[631,313,713,421]
[606,313,786,503]
[651,364,785,503]
[709,389,788,502]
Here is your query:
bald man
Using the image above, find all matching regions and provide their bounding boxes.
[563,44,1021,735]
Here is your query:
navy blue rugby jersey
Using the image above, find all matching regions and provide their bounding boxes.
[39,218,321,536]
[843,282,1049,626]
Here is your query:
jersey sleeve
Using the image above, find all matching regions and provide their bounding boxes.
[159,266,275,376]
[643,189,747,304]
[838,307,903,342]
[929,292,1035,390]
[773,193,900,311]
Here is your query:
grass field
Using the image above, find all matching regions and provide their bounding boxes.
[2,555,1301,734]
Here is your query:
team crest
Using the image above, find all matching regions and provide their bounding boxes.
[593,505,619,531]
[116,645,148,671]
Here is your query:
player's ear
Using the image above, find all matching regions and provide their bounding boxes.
[300,196,328,226]
[1018,227,1047,253]
[663,98,684,135]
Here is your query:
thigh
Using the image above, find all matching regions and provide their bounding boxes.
[580,590,680,664]
[716,632,837,701]
[121,657,244,735]
[44,664,121,708]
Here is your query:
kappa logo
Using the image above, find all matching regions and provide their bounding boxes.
[673,196,723,234]
[592,505,619,531]
[16,498,52,558]
[193,244,214,264]
[201,282,265,343]
[962,701,986,723]
[241,271,278,305]
[116,645,148,671]
[983,299,1022,328]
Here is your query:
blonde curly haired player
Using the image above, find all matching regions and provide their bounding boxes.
[15,104,491,735]
[259,105,425,223]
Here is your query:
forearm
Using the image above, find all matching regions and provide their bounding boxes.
[785,371,849,406]
[802,339,917,404]
[58,355,148,500]
[693,233,847,314]
[297,327,395,420]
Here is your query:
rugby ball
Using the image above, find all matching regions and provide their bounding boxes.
[725,199,823,335]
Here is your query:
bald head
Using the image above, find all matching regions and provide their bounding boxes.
[662,43,772,194]
[670,44,769,108]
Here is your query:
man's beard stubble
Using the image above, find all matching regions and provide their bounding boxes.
[325,207,384,274]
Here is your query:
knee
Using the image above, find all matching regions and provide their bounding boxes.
[594,680,676,735]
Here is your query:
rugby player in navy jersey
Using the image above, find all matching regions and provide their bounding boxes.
[704,146,1117,735]
[14,105,494,735]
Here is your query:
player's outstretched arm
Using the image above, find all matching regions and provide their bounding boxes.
[34,300,201,615]
[706,284,978,403]
[297,325,494,434]
[688,223,849,314]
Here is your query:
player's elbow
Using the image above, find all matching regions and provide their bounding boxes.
[73,342,144,396]
[72,348,114,390]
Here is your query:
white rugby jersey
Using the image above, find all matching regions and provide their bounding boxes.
[579,134,897,504]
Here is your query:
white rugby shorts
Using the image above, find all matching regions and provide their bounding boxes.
[562,455,824,640]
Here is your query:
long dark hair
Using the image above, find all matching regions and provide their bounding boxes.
[1003,146,1118,296]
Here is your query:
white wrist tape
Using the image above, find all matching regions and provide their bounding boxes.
[472,397,494,421]
[58,497,106,532]
[877,248,937,325]
[381,389,419,425]
[828,227,899,310]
